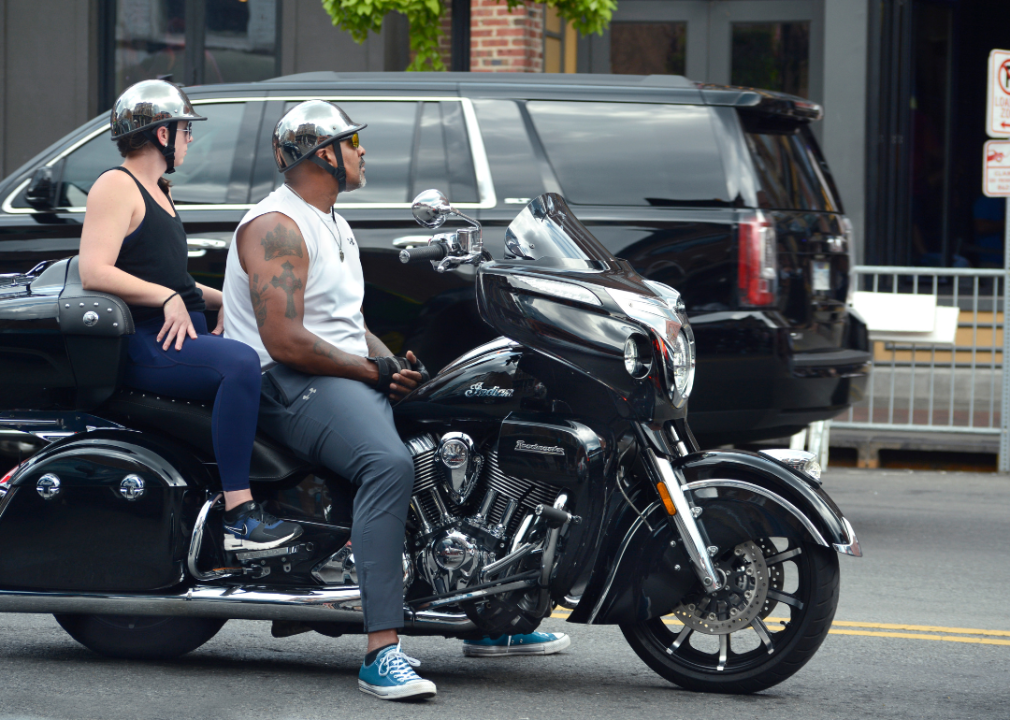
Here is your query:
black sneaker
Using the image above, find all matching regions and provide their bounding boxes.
[223,501,303,551]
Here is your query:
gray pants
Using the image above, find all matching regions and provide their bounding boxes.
[260,365,415,633]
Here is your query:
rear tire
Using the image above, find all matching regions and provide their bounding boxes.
[54,614,226,660]
[620,538,839,694]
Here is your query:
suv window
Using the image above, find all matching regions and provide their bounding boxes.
[526,101,731,207]
[273,100,479,205]
[10,102,247,209]
[740,114,838,212]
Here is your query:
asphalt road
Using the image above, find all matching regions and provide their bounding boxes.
[1,469,1008,720]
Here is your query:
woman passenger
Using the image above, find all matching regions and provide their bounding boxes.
[78,80,302,551]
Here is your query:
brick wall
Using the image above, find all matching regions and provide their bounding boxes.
[470,1,543,72]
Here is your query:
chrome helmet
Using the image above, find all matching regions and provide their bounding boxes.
[110,80,206,174]
[273,100,367,192]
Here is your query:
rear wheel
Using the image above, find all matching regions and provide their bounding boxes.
[620,536,839,694]
[54,614,226,660]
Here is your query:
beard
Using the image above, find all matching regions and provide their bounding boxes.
[354,161,366,190]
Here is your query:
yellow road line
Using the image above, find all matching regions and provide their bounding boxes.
[549,611,1010,646]
[828,629,1010,646]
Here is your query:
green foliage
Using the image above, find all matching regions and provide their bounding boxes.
[320,0,615,72]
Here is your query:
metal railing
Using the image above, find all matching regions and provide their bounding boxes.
[833,265,1010,469]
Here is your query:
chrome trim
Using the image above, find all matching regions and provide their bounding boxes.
[119,474,144,501]
[415,577,537,610]
[36,474,60,500]
[650,452,722,591]
[832,517,862,557]
[393,235,435,248]
[0,584,476,631]
[480,542,534,581]
[683,479,831,548]
[188,493,237,581]
[3,96,496,215]
[586,501,661,624]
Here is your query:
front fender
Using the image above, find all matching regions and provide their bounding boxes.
[570,449,859,626]
[674,449,860,555]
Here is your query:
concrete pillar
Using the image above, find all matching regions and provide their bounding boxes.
[822,0,869,265]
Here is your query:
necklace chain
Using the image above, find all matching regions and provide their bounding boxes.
[284,184,344,261]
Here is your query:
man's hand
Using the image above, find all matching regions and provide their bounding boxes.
[371,350,428,401]
[390,350,426,400]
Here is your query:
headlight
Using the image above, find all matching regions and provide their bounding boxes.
[624,334,652,379]
[671,331,690,390]
[760,449,822,484]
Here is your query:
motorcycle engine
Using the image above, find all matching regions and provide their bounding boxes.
[405,433,561,599]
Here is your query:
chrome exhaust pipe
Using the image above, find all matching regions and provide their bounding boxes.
[0,586,476,633]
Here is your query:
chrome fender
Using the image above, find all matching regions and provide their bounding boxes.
[674,449,861,556]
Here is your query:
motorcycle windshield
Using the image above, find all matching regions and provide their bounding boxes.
[502,194,613,271]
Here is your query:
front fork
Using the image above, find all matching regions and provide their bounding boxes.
[637,422,723,593]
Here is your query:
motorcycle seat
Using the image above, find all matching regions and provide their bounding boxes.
[103,388,311,483]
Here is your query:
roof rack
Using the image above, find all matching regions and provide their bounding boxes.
[697,84,823,122]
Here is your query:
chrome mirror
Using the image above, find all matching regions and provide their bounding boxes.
[412,189,452,229]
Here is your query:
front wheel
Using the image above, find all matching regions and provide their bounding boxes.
[54,614,227,660]
[620,537,839,694]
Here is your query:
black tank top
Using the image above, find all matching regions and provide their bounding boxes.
[108,167,205,324]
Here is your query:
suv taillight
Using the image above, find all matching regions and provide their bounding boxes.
[738,211,777,307]
[0,463,19,496]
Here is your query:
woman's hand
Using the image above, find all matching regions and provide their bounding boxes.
[211,295,225,336]
[157,294,197,350]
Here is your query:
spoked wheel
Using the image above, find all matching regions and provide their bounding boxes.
[54,614,227,660]
[620,536,839,694]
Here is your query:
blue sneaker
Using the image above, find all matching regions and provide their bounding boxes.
[358,642,437,701]
[462,631,571,657]
[223,501,303,551]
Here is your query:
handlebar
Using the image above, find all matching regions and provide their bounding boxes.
[399,243,448,264]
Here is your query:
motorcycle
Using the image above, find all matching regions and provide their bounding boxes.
[0,190,860,693]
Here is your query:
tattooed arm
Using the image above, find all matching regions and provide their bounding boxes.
[235,212,379,384]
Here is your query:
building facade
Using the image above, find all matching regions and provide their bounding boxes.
[0,0,1006,268]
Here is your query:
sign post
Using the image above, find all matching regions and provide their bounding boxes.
[988,50,1010,472]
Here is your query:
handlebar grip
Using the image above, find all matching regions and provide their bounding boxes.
[399,243,448,264]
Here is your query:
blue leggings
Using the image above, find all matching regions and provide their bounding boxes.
[124,312,262,492]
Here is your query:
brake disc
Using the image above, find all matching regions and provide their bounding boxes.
[672,540,771,634]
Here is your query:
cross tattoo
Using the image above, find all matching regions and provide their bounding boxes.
[271,261,303,319]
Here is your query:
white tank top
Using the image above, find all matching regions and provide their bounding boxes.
[223,184,368,370]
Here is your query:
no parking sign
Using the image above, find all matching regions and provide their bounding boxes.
[987,49,1010,139]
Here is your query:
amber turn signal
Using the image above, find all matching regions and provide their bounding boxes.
[656,483,676,515]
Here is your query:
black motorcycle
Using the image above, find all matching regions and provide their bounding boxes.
[0,190,860,693]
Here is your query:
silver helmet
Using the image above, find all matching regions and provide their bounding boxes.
[273,100,367,178]
[110,80,205,139]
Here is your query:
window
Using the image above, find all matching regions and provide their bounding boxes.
[471,99,546,202]
[112,0,277,95]
[611,23,686,76]
[272,100,479,205]
[12,102,248,209]
[731,22,810,98]
[526,102,730,207]
[410,102,479,204]
[742,117,837,212]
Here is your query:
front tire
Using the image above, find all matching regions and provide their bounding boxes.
[54,614,226,660]
[620,538,839,694]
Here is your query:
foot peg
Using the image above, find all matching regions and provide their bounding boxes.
[534,504,581,528]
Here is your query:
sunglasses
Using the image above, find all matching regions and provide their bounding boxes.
[179,121,194,139]
[345,132,359,149]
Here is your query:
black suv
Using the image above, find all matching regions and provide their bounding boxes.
[0,72,870,446]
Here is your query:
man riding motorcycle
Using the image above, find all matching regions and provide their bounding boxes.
[222,101,570,700]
